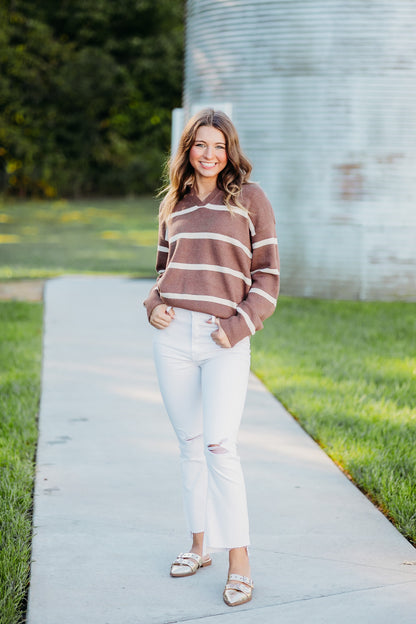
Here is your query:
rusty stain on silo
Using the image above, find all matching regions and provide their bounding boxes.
[376,153,405,164]
[334,163,365,201]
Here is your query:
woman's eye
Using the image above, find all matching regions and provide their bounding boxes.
[216,145,226,150]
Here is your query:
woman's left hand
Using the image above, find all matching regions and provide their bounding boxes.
[208,317,231,348]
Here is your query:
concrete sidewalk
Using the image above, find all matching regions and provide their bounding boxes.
[27,276,416,624]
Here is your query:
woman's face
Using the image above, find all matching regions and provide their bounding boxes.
[189,125,228,183]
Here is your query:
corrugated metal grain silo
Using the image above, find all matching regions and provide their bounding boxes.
[183,0,416,300]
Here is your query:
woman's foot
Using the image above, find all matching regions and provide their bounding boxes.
[223,547,253,606]
[170,552,212,577]
[170,532,211,577]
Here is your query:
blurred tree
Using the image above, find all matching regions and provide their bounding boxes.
[0,0,184,197]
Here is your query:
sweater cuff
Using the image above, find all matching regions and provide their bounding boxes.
[143,287,163,321]
[220,314,254,347]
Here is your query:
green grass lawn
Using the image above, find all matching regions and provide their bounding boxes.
[252,297,416,544]
[0,301,42,624]
[0,197,159,280]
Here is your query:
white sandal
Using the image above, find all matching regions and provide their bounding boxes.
[223,574,254,606]
[170,552,212,577]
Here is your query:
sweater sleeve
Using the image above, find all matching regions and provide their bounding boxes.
[220,186,280,346]
[143,219,169,320]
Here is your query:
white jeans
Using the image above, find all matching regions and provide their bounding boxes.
[153,307,251,552]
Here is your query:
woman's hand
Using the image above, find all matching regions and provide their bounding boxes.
[208,317,231,348]
[150,304,175,329]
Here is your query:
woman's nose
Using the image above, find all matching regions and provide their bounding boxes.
[204,145,214,159]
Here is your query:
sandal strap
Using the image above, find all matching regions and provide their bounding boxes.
[181,552,202,564]
[171,552,202,569]
[227,573,253,587]
[225,582,252,596]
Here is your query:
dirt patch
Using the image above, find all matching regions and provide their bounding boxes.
[0,280,45,302]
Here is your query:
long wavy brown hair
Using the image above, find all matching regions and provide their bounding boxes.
[159,109,252,223]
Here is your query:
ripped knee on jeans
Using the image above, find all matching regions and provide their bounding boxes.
[207,441,228,455]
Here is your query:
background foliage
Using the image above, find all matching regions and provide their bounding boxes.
[0,0,184,198]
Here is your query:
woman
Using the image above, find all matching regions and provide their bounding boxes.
[144,109,279,607]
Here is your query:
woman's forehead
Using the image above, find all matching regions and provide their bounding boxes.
[194,126,226,143]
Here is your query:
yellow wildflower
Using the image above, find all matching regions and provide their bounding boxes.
[100,230,122,240]
[0,234,20,244]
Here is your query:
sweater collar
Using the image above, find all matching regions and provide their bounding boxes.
[186,186,223,206]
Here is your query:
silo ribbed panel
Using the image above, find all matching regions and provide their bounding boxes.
[184,0,416,300]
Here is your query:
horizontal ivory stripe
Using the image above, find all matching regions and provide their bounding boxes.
[168,262,252,286]
[251,267,280,276]
[169,232,252,258]
[236,306,256,335]
[250,288,277,306]
[160,292,238,309]
[170,203,256,236]
[208,205,256,236]
[252,237,278,249]
[158,245,169,253]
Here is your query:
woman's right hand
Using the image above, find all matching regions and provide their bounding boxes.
[149,304,175,329]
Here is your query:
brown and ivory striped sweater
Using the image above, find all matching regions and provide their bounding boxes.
[144,183,280,346]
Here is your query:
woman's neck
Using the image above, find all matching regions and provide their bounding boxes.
[194,177,218,201]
